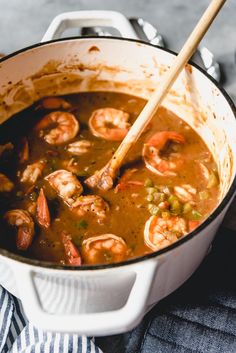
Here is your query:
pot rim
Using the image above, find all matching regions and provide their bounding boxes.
[0,36,235,271]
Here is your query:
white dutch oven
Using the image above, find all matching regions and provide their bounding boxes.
[0,11,236,336]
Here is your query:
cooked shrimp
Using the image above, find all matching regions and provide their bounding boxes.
[82,234,127,264]
[61,231,81,265]
[142,131,185,176]
[0,173,14,192]
[20,160,45,184]
[40,97,71,110]
[36,111,79,145]
[89,108,131,141]
[45,169,83,207]
[67,140,92,155]
[144,215,187,251]
[72,195,109,222]
[36,188,51,228]
[4,209,34,250]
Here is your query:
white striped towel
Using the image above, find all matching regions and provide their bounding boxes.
[0,286,103,353]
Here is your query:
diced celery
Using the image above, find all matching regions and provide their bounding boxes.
[168,194,178,204]
[146,194,154,202]
[148,204,160,216]
[159,193,166,202]
[144,178,154,187]
[191,210,202,220]
[146,187,157,194]
[170,199,182,215]
[183,203,192,214]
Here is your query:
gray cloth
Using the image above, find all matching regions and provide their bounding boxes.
[96,227,236,353]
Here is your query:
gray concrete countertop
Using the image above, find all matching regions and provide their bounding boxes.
[0,0,235,101]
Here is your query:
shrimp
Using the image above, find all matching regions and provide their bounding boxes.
[0,173,14,192]
[40,97,71,110]
[35,111,79,145]
[144,215,187,251]
[4,209,35,250]
[67,140,92,156]
[61,231,82,266]
[72,195,109,222]
[82,234,127,264]
[142,131,185,177]
[89,108,131,141]
[45,169,83,207]
[20,160,45,184]
[36,188,51,228]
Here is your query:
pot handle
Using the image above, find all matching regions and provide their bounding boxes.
[11,259,157,335]
[41,10,138,42]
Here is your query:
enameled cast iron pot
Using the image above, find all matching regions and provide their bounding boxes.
[0,11,236,336]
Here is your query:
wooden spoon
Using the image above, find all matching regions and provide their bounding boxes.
[85,0,226,191]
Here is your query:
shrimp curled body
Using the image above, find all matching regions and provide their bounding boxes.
[4,209,35,250]
[143,131,185,177]
[45,169,83,207]
[20,160,45,184]
[144,215,187,251]
[36,111,79,145]
[89,108,130,141]
[72,195,109,222]
[82,234,127,264]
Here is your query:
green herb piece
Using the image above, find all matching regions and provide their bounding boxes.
[199,190,210,200]
[75,219,88,229]
[168,194,178,204]
[191,210,202,220]
[144,178,154,187]
[183,202,192,214]
[207,170,219,189]
[146,187,157,194]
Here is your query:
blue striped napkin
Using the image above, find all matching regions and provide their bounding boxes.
[0,286,102,353]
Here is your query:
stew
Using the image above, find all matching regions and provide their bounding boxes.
[0,92,220,265]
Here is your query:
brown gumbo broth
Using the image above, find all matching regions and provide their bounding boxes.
[0,92,220,265]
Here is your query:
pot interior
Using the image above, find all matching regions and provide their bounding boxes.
[0,37,235,224]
